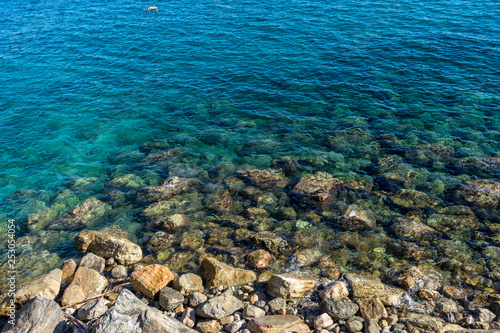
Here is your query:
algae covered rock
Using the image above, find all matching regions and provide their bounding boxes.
[339,204,377,229]
[137,176,201,202]
[293,172,343,205]
[235,169,289,189]
[449,157,500,178]
[50,197,111,230]
[391,217,437,241]
[391,189,439,209]
[427,205,480,231]
[454,179,500,209]
[251,231,290,255]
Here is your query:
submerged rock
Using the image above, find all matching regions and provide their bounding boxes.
[50,197,111,230]
[339,204,377,229]
[199,258,257,289]
[320,298,359,321]
[293,172,343,205]
[449,157,500,178]
[251,231,290,255]
[344,273,405,306]
[146,231,177,253]
[454,179,500,209]
[235,169,289,189]
[391,217,437,241]
[427,205,480,231]
[247,249,272,269]
[137,176,201,203]
[160,213,190,231]
[391,189,439,209]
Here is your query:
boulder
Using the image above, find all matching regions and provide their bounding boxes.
[242,304,266,320]
[247,249,272,269]
[61,259,77,285]
[94,289,197,333]
[320,298,359,320]
[196,290,243,319]
[339,205,377,229]
[449,157,500,178]
[173,273,204,295]
[160,213,190,231]
[344,273,405,306]
[398,312,445,332]
[61,267,108,309]
[79,252,105,274]
[427,205,480,231]
[391,189,439,209]
[14,269,61,309]
[247,315,311,333]
[130,264,174,299]
[235,169,289,189]
[319,281,349,300]
[293,172,342,205]
[50,197,110,229]
[77,298,108,321]
[75,229,143,265]
[266,273,318,300]
[199,258,256,289]
[159,287,184,311]
[251,232,290,255]
[2,296,66,333]
[356,297,387,320]
[392,217,437,241]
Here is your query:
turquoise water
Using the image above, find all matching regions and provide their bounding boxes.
[1,0,500,290]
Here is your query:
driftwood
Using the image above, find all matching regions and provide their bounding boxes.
[61,282,130,310]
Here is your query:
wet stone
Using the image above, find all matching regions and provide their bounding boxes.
[417,289,440,301]
[435,298,458,314]
[247,250,272,270]
[160,213,190,231]
[476,308,496,323]
[319,281,349,300]
[391,217,437,241]
[339,205,377,230]
[251,231,290,255]
[454,180,500,209]
[391,189,439,209]
[356,297,387,320]
[292,171,343,205]
[50,197,111,230]
[235,169,289,189]
[147,231,177,253]
[137,176,201,203]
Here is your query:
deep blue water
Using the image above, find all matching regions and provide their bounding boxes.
[1,0,500,288]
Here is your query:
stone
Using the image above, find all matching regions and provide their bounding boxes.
[391,189,439,209]
[235,169,289,189]
[490,301,500,315]
[319,281,349,300]
[344,273,405,306]
[345,318,364,333]
[476,308,496,323]
[161,213,189,231]
[1,296,66,333]
[80,252,105,274]
[14,269,61,309]
[182,307,196,327]
[392,217,437,241]
[199,258,257,289]
[356,298,387,320]
[417,289,441,301]
[227,319,246,333]
[147,231,177,253]
[61,259,77,285]
[364,319,381,333]
[449,157,500,178]
[320,298,359,321]
[173,273,204,295]
[247,315,311,333]
[267,297,286,314]
[247,249,272,269]
[339,205,377,229]
[398,312,445,333]
[196,290,243,319]
[77,298,108,321]
[94,289,197,333]
[61,267,108,309]
[130,264,174,300]
[195,319,222,333]
[427,206,480,232]
[137,176,201,202]
[454,180,500,209]
[189,291,208,308]
[75,229,143,265]
[435,298,458,314]
[251,232,290,255]
[313,313,334,329]
[243,304,266,319]
[51,197,111,229]
[159,287,184,311]
[111,265,128,279]
[293,172,343,205]
[266,273,318,300]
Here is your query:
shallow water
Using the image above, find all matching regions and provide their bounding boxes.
[1,0,499,291]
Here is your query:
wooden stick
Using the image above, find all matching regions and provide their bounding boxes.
[61,282,130,310]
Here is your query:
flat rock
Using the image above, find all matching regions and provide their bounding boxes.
[293,172,342,205]
[199,258,256,289]
[247,315,311,333]
[50,197,111,230]
[399,312,445,332]
[320,298,359,320]
[75,229,143,265]
[95,289,197,333]
[14,269,61,309]
[2,296,66,333]
[235,169,289,189]
[266,273,318,300]
[79,252,105,274]
[344,273,405,306]
[392,217,437,241]
[61,267,108,309]
[195,319,222,333]
[391,189,439,209]
[130,264,174,299]
[160,213,190,231]
[77,298,108,321]
[339,205,377,229]
[356,297,387,320]
[196,291,243,320]
[242,304,266,319]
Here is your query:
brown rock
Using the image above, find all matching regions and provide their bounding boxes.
[391,189,439,209]
[392,217,437,241]
[417,289,440,301]
[344,273,405,306]
[61,267,108,309]
[161,213,190,231]
[357,297,387,320]
[195,320,222,333]
[137,176,201,202]
[61,259,77,285]
[454,180,500,209]
[339,205,376,229]
[247,249,272,269]
[14,269,62,309]
[319,281,349,300]
[251,231,290,255]
[247,315,311,333]
[130,264,174,299]
[51,197,111,229]
[173,273,204,295]
[293,172,342,204]
[266,273,318,300]
[399,312,445,332]
[235,169,289,189]
[199,258,257,289]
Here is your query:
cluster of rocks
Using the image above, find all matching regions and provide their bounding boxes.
[2,229,500,333]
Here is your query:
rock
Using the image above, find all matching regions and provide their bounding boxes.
[147,231,177,253]
[196,291,243,319]
[247,315,311,333]
[173,273,204,295]
[454,180,500,209]
[1,296,66,333]
[111,265,128,279]
[292,172,342,205]
[159,287,184,311]
[364,319,381,333]
[235,169,289,189]
[14,269,61,309]
[344,273,405,306]
[137,176,201,202]
[267,297,286,314]
[266,273,318,300]
[319,281,349,300]
[243,304,266,319]
[80,252,106,274]
[476,308,496,323]
[75,229,143,265]
[61,267,108,309]
[313,313,334,329]
[189,291,208,308]
[345,318,364,333]
[392,217,437,241]
[391,189,439,209]
[356,298,387,320]
[339,205,377,229]
[320,298,359,321]
[61,259,77,285]
[51,197,111,229]
[195,319,222,333]
[449,157,500,178]
[227,319,246,333]
[77,298,108,321]
[251,232,290,255]
[490,301,500,315]
[399,312,445,333]
[160,213,190,231]
[130,264,174,300]
[95,289,197,333]
[182,307,196,327]
[247,250,272,269]
[417,289,441,301]
[427,206,480,232]
[435,298,458,314]
[199,258,257,289]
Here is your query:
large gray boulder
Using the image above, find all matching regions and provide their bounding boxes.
[95,289,197,333]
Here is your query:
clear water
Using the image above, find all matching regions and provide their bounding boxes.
[1,0,499,290]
